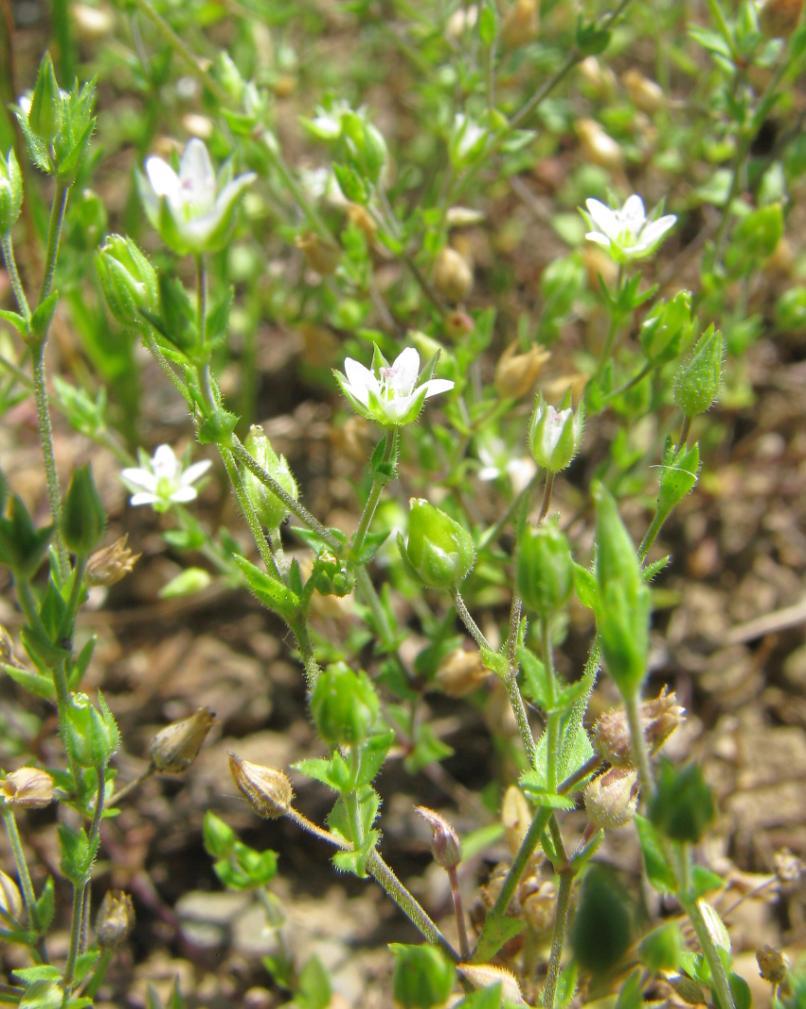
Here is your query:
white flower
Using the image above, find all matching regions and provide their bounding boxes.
[334,346,454,427]
[583,194,676,263]
[307,100,353,140]
[121,444,211,511]
[478,440,536,494]
[139,138,255,255]
[529,396,584,473]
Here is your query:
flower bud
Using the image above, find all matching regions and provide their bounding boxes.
[229,753,293,819]
[96,234,159,329]
[415,806,461,869]
[759,0,803,36]
[593,484,651,699]
[756,945,789,984]
[346,202,378,241]
[86,535,141,587]
[575,118,623,171]
[243,426,298,531]
[648,760,715,843]
[622,69,664,114]
[528,395,584,473]
[61,464,106,556]
[578,57,617,101]
[95,890,135,948]
[0,868,23,922]
[674,325,723,419]
[295,231,340,275]
[401,499,475,591]
[433,247,473,303]
[502,785,536,861]
[494,342,550,400]
[444,309,474,340]
[1,767,55,809]
[149,707,215,773]
[0,149,23,233]
[310,662,380,746]
[501,0,539,49]
[391,944,456,1009]
[435,648,488,697]
[593,687,685,767]
[583,768,637,829]
[517,519,573,619]
[64,692,120,769]
[27,54,61,146]
[72,3,114,40]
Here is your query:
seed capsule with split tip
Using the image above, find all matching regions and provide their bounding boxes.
[229,754,293,820]
[96,890,135,948]
[149,707,215,774]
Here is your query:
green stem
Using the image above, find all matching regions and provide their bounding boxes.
[1,806,37,926]
[32,339,69,580]
[349,430,398,563]
[0,233,32,322]
[624,690,653,799]
[682,894,736,1009]
[219,445,282,580]
[504,597,538,769]
[130,0,229,104]
[452,590,493,652]
[489,807,553,921]
[64,765,106,992]
[478,470,541,548]
[294,621,321,692]
[542,618,560,793]
[638,509,665,562]
[284,804,459,960]
[447,865,470,960]
[40,180,69,304]
[231,436,340,550]
[109,765,154,807]
[144,335,189,401]
[542,869,573,1009]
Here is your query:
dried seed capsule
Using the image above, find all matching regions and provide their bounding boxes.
[96,890,135,948]
[433,247,473,303]
[149,707,215,773]
[0,869,23,922]
[86,535,141,587]
[494,343,550,400]
[1,767,55,809]
[435,648,488,697]
[229,754,293,819]
[583,768,638,829]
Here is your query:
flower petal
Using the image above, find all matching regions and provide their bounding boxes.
[344,357,378,404]
[584,231,611,249]
[639,214,676,248]
[584,199,617,239]
[181,460,212,486]
[169,487,199,503]
[129,491,159,506]
[145,157,179,198]
[152,445,180,479]
[120,467,157,493]
[388,347,421,396]
[180,138,216,200]
[420,378,455,399]
[622,194,646,230]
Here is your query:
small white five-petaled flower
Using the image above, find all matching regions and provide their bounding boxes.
[121,445,211,512]
[139,138,256,255]
[583,194,676,264]
[335,346,454,427]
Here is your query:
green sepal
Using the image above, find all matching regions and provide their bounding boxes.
[232,554,301,625]
[58,823,99,885]
[197,408,238,446]
[202,811,236,859]
[473,913,525,964]
[0,496,53,577]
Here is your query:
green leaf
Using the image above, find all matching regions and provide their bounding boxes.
[2,662,56,701]
[0,309,29,335]
[634,815,676,893]
[478,3,497,46]
[232,554,300,624]
[452,987,502,1009]
[31,291,60,343]
[295,956,332,1009]
[473,913,524,963]
[572,563,598,610]
[690,866,724,899]
[355,729,394,787]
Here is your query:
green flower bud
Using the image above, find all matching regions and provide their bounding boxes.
[0,495,52,578]
[61,464,106,556]
[341,111,387,185]
[96,234,159,330]
[310,662,380,747]
[674,325,723,419]
[648,760,715,843]
[517,520,573,619]
[571,865,633,974]
[654,440,700,529]
[243,425,298,531]
[528,395,584,473]
[401,499,475,591]
[64,692,120,769]
[593,485,651,698]
[27,54,61,145]
[0,149,23,233]
[639,290,693,364]
[390,944,456,1009]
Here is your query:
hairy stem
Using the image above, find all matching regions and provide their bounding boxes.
[542,869,573,1009]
